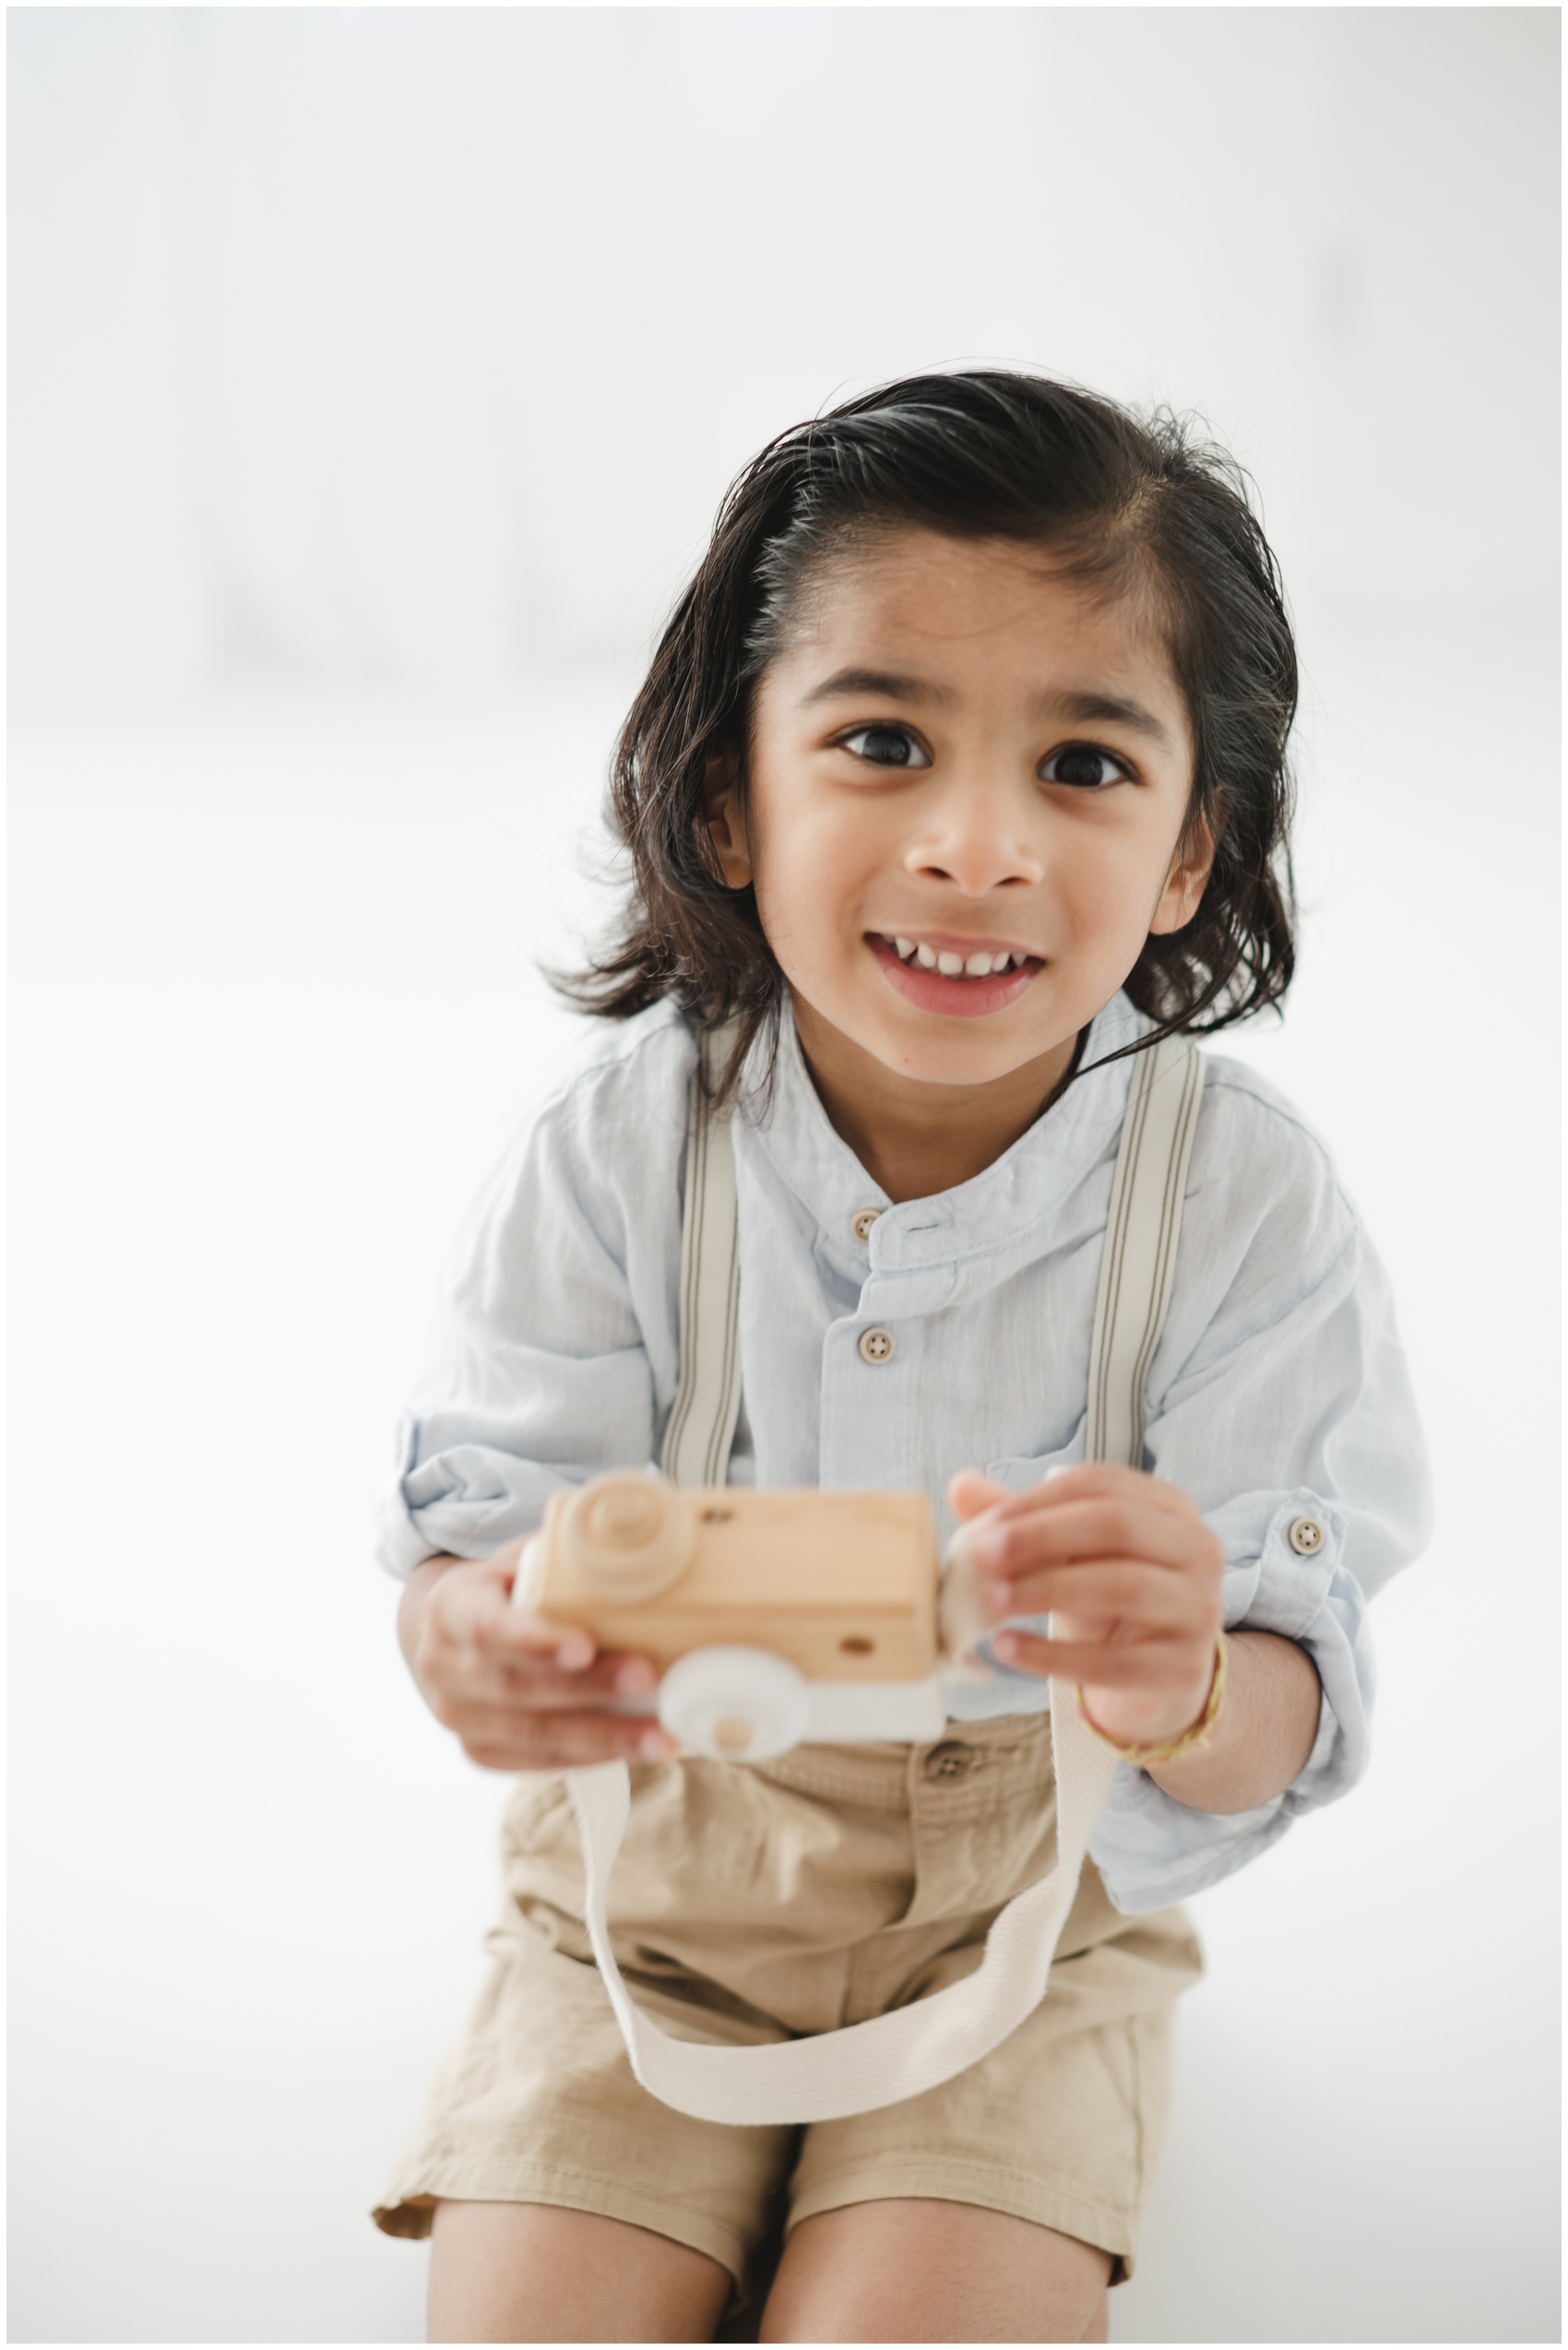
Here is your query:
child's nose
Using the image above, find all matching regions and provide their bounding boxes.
[903,777,1045,894]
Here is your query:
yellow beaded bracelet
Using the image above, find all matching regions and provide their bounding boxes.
[1075,1631,1229,1766]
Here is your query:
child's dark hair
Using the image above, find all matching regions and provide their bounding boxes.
[564,369,1297,1087]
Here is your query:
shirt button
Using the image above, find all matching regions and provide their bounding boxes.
[850,1207,882,1243]
[857,1326,896,1365]
[1288,1515,1325,1556]
[922,1739,978,1783]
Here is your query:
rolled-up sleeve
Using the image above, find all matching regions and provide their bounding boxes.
[1087,1074,1432,1912]
[376,1015,691,1578]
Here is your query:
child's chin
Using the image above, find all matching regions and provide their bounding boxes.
[866,1014,1049,1084]
[794,981,1058,1087]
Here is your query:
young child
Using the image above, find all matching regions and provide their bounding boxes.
[373,372,1431,2344]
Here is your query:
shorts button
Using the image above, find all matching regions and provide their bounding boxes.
[922,1739,978,1783]
[850,1207,882,1243]
[1288,1514,1325,1556]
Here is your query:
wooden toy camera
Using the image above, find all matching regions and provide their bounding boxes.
[515,1471,960,1761]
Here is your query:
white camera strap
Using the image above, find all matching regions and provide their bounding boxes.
[564,1024,1204,2126]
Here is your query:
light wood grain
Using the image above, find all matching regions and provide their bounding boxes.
[534,1483,939,1679]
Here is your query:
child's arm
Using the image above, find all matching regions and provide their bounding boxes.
[1142,1630,1320,1813]
[399,1543,678,1771]
[378,1015,694,1606]
[952,1463,1322,1816]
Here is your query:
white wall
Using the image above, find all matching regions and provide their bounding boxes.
[8,9,1560,2344]
[10,6,1559,709]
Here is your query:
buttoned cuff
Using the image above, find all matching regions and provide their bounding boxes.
[1223,1490,1372,1815]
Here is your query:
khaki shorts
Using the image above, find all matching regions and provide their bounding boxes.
[374,1715,1201,2302]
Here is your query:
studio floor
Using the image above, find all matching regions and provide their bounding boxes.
[8,619,1560,2344]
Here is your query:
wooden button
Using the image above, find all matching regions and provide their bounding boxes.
[1288,1515,1324,1556]
[850,1207,882,1243]
[857,1326,896,1365]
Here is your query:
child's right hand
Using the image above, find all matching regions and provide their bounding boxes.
[398,1543,679,1771]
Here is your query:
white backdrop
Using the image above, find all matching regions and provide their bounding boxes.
[8,9,1561,2344]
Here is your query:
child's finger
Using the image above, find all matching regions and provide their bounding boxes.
[484,1649,661,1707]
[986,1629,1059,1679]
[947,1470,1014,1521]
[969,1499,1217,1580]
[478,1603,600,1671]
[985,1561,1207,1630]
[424,1565,562,1651]
[986,1464,1200,1524]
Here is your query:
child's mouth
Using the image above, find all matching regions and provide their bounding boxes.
[868,932,1042,1017]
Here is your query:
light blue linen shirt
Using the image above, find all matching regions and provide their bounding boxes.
[380,989,1431,1914]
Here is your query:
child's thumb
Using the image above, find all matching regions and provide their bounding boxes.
[946,1468,1012,1520]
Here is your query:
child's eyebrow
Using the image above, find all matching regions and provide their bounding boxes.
[1046,690,1176,749]
[799,666,951,707]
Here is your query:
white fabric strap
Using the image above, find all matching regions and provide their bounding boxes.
[565,1696,1115,2122]
[566,1024,1203,2126]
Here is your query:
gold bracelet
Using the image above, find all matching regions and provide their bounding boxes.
[1075,1631,1229,1766]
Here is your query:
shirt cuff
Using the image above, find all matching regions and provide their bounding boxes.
[1225,1489,1373,1815]
[374,1415,571,1580]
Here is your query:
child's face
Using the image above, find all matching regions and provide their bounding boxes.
[708,528,1210,1097]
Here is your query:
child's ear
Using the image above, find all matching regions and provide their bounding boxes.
[1149,816,1218,935]
[703,754,754,890]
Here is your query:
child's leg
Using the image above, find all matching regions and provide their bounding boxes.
[427,2199,733,2344]
[758,2200,1111,2344]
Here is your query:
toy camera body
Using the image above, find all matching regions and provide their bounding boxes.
[514,1471,956,1761]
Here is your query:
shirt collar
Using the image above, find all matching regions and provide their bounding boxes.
[737,991,1147,1273]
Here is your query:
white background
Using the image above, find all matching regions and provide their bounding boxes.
[8,8,1560,2344]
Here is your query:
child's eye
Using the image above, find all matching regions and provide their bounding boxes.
[1039,742,1132,790]
[837,724,932,770]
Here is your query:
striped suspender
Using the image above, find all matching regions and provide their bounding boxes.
[659,1024,1203,1482]
[1087,1032,1206,1467]
[565,1022,1204,2127]
[660,1028,743,1490]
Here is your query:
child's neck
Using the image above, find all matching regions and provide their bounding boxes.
[790,994,1084,1205]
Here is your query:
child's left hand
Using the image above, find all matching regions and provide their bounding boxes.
[948,1464,1225,1749]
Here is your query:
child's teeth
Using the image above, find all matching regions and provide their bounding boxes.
[893,939,1026,978]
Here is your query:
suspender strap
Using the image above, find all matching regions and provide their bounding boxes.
[1087,1032,1206,1469]
[566,1023,1204,2126]
[659,1028,743,1489]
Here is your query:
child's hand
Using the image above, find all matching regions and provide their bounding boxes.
[948,1465,1225,1750]
[400,1543,678,1771]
